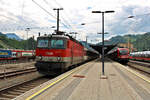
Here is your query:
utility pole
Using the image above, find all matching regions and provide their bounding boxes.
[38,32,40,37]
[92,10,114,78]
[86,36,88,43]
[32,35,34,50]
[53,8,63,34]
[25,28,30,50]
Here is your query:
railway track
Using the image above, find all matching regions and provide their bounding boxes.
[0,76,51,100]
[127,60,150,76]
[0,60,35,65]
[0,67,37,79]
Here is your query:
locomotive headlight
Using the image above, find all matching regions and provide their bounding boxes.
[37,56,42,60]
[40,56,42,60]
[57,57,61,61]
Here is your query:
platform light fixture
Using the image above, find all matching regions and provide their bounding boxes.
[92,10,115,77]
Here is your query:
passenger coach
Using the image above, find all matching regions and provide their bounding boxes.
[129,51,150,62]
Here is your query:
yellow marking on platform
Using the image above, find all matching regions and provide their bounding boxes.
[26,66,83,100]
[123,66,150,83]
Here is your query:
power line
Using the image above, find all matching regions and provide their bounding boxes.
[32,0,56,19]
[42,0,72,30]
[61,15,74,29]
[43,0,55,10]
[33,0,78,32]
[52,0,63,8]
[51,0,78,31]
[134,13,150,17]
[21,0,25,18]
[0,14,15,21]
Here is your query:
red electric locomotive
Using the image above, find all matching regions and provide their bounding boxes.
[107,47,129,63]
[35,34,88,75]
[35,33,99,75]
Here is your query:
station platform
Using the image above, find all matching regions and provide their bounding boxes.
[15,59,150,100]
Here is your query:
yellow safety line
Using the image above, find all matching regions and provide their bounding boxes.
[122,66,150,83]
[26,66,83,100]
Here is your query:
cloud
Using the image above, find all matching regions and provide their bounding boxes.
[87,7,92,10]
[107,5,150,37]
[0,0,150,43]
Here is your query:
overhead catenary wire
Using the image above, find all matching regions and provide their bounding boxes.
[0,14,25,31]
[52,0,63,8]
[21,0,25,18]
[32,0,56,19]
[43,0,55,10]
[0,1,52,33]
[53,0,78,30]
[43,0,87,34]
[51,0,81,32]
[0,14,16,21]
[43,0,75,31]
[61,15,74,30]
[42,0,73,31]
[132,13,150,18]
[33,0,69,32]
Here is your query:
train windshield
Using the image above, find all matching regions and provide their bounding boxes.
[119,50,128,55]
[51,39,65,49]
[37,39,49,48]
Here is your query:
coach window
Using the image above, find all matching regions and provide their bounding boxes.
[148,54,150,58]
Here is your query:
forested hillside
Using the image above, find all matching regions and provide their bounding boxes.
[0,32,36,50]
[97,32,150,51]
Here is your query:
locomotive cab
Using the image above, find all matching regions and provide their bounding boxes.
[37,36,67,49]
[118,48,129,63]
[118,49,129,57]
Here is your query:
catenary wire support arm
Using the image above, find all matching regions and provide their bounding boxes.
[53,8,63,34]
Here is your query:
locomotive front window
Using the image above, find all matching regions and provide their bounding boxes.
[37,39,49,48]
[119,50,128,55]
[51,39,65,49]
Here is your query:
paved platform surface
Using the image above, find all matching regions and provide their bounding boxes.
[15,59,150,100]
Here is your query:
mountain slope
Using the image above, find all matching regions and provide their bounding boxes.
[0,32,36,50]
[96,32,150,51]
[6,33,22,41]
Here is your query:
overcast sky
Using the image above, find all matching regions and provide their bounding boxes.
[0,0,150,43]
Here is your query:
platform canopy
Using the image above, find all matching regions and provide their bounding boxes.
[90,44,117,54]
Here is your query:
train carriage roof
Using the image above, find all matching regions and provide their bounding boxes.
[80,41,99,54]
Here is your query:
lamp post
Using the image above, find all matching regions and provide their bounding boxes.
[128,15,136,51]
[92,10,114,77]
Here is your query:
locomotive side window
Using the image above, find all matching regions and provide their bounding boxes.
[37,39,49,48]
[51,39,65,49]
